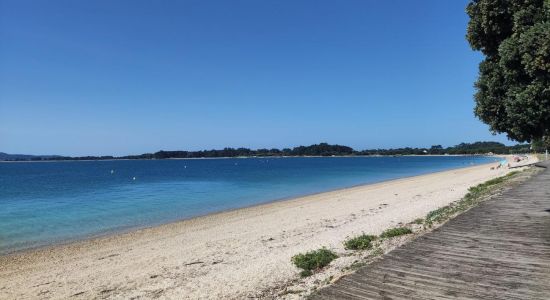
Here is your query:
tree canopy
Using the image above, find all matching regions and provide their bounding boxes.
[466,0,550,143]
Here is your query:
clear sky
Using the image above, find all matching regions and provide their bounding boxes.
[0,0,513,156]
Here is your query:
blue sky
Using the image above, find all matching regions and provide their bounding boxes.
[0,0,512,156]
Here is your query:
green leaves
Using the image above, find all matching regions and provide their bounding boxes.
[291,248,338,276]
[344,234,377,250]
[379,227,412,239]
[466,0,515,56]
[467,0,550,143]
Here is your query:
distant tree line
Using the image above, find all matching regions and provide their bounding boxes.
[109,143,353,159]
[1,142,536,161]
[355,142,530,156]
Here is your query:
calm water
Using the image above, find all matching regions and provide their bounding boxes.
[0,156,499,253]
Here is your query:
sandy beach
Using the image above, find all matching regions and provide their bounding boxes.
[0,159,529,299]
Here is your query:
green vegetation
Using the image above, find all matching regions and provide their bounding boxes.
[413,218,424,225]
[355,141,530,156]
[344,234,377,250]
[425,206,453,226]
[1,141,535,161]
[292,248,338,277]
[531,138,550,153]
[425,171,520,225]
[149,143,354,159]
[380,227,413,239]
[466,0,549,144]
[361,142,531,155]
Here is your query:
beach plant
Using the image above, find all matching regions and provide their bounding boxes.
[425,206,453,225]
[343,234,377,250]
[380,227,412,239]
[292,248,338,277]
[413,218,424,225]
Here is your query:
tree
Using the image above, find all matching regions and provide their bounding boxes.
[466,0,550,144]
[531,136,550,152]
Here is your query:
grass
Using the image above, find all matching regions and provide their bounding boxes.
[344,234,377,250]
[380,227,412,238]
[425,171,520,226]
[292,248,338,277]
[413,218,424,224]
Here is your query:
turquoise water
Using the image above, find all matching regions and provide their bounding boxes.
[0,156,498,253]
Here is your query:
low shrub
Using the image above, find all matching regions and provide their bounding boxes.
[425,206,454,224]
[344,234,377,250]
[292,248,338,276]
[380,227,412,238]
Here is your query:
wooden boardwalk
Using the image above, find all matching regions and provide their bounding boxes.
[313,162,550,300]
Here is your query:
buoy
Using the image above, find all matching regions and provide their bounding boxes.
[133,177,136,181]
[110,169,114,174]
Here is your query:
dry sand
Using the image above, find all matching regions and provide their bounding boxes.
[0,158,532,299]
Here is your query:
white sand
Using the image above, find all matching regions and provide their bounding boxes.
[0,159,529,299]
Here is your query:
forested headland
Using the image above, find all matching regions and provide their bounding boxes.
[0,141,535,161]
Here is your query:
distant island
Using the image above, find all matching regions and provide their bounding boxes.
[0,141,534,161]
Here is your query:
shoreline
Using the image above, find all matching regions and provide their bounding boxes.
[1,158,501,256]
[0,153,502,163]
[0,158,532,299]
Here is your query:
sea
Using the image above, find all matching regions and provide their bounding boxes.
[0,155,499,253]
